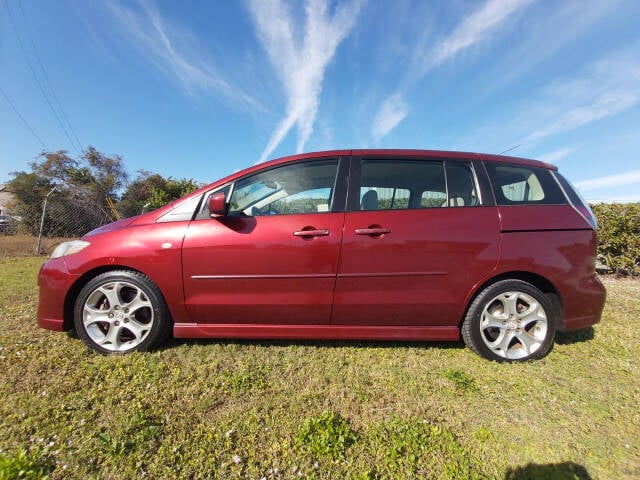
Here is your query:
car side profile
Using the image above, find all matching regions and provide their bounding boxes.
[38,149,606,361]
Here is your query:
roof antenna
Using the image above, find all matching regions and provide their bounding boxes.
[498,144,521,155]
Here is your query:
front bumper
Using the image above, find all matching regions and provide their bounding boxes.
[37,258,79,331]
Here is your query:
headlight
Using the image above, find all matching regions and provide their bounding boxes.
[50,240,90,259]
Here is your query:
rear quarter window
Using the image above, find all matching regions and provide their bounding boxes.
[485,163,567,205]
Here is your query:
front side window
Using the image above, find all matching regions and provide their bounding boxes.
[485,163,567,205]
[229,160,338,216]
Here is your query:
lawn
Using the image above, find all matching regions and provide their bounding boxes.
[0,256,638,479]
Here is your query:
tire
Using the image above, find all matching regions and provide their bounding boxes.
[462,279,556,362]
[74,270,171,354]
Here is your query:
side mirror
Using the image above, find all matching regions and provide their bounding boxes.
[208,192,228,218]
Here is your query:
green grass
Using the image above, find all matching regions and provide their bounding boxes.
[0,257,638,479]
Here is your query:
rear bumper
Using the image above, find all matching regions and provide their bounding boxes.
[557,274,606,332]
[37,258,78,331]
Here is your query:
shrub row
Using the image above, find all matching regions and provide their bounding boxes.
[592,203,640,275]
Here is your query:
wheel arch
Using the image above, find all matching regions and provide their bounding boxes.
[63,265,161,331]
[461,271,563,329]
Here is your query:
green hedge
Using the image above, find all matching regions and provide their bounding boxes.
[591,203,640,275]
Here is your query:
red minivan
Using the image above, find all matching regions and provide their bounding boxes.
[38,150,606,361]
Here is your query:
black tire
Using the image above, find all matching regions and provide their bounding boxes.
[462,279,556,362]
[73,270,171,354]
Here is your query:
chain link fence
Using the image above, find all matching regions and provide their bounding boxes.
[2,190,119,256]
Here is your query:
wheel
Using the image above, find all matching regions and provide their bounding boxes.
[462,280,556,361]
[74,270,171,354]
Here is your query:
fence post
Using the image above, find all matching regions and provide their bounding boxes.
[36,187,57,255]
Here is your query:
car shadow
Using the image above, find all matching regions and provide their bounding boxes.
[555,326,595,345]
[504,461,592,479]
[161,336,465,351]
[63,327,464,352]
[65,326,594,353]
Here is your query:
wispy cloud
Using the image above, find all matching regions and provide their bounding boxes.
[372,93,408,142]
[419,0,533,72]
[372,0,533,142]
[481,1,620,96]
[249,0,363,163]
[519,44,640,145]
[537,147,576,164]
[104,0,261,110]
[576,170,640,191]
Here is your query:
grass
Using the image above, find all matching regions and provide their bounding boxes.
[0,257,638,479]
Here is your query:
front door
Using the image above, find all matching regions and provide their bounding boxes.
[182,158,346,324]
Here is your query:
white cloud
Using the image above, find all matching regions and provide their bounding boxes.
[248,0,363,163]
[427,0,534,69]
[373,0,533,142]
[104,0,261,110]
[371,93,408,142]
[519,44,640,145]
[522,91,640,145]
[537,147,576,164]
[575,170,640,192]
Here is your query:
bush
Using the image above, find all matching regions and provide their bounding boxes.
[294,411,357,459]
[591,203,640,275]
[0,449,54,480]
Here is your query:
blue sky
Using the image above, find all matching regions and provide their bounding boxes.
[1,0,639,202]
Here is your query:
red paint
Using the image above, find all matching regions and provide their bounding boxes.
[37,149,605,344]
[181,213,345,324]
[333,207,500,326]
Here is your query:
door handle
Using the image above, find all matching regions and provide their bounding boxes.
[293,229,330,237]
[355,227,391,236]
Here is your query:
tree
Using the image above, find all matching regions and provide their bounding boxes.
[8,147,201,237]
[7,147,127,236]
[81,146,128,203]
[118,172,201,218]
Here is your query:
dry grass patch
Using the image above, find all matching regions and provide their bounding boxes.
[0,235,71,258]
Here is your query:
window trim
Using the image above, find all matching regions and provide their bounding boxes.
[475,160,496,206]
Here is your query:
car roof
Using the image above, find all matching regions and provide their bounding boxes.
[257,149,555,170]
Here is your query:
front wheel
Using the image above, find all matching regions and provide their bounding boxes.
[462,280,556,361]
[74,270,171,354]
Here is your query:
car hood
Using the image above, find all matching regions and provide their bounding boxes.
[83,216,140,237]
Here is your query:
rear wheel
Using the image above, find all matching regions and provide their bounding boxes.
[74,270,170,354]
[462,279,556,361]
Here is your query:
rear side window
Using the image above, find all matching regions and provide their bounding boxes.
[485,163,566,205]
[359,160,446,210]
